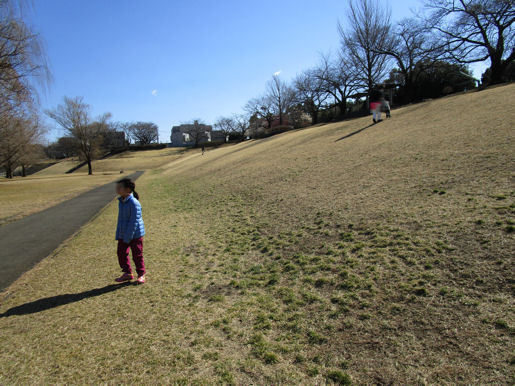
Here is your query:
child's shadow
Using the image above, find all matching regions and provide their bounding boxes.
[334,123,376,142]
[0,282,132,317]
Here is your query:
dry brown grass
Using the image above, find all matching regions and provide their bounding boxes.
[73,147,189,174]
[1,149,190,224]
[0,173,121,225]
[35,148,189,176]
[0,85,513,384]
[34,158,81,176]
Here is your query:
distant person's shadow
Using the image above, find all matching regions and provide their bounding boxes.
[0,282,131,318]
[335,123,376,142]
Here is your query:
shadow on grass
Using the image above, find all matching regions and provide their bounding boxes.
[0,282,131,317]
[335,123,376,142]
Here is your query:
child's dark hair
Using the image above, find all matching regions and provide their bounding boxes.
[117,178,139,200]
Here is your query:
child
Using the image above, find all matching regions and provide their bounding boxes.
[114,178,146,284]
[370,101,382,123]
[381,98,391,118]
[369,89,384,123]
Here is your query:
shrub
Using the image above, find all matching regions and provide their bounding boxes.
[494,319,509,329]
[262,352,279,364]
[414,287,428,296]
[208,294,225,302]
[307,330,327,344]
[314,278,330,288]
[326,370,352,385]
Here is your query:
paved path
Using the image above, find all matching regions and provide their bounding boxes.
[0,171,144,291]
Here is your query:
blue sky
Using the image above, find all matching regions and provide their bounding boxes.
[29,0,488,142]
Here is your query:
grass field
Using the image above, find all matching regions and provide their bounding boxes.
[35,148,189,176]
[0,173,121,225]
[0,85,513,384]
[33,157,82,176]
[73,147,188,174]
[1,148,190,224]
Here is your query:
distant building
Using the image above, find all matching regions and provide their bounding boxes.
[209,130,227,143]
[169,124,226,147]
[103,131,126,150]
[247,113,311,139]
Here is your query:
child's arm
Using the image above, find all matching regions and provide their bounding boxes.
[122,201,140,243]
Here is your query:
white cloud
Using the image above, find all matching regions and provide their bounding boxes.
[273,70,281,76]
[151,89,158,96]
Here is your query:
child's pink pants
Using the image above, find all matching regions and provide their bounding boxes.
[117,237,145,276]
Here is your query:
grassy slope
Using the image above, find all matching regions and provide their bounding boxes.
[0,173,121,225]
[35,148,188,176]
[73,148,188,174]
[34,158,81,176]
[0,85,513,384]
[2,149,189,224]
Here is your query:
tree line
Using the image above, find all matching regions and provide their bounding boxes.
[0,0,50,178]
[45,96,160,174]
[215,0,514,137]
[0,1,161,177]
[1,0,512,176]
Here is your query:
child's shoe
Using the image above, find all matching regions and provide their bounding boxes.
[115,273,133,282]
[136,275,146,284]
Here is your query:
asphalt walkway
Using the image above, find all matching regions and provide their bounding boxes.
[0,171,144,291]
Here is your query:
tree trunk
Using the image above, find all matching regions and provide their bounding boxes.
[87,159,92,175]
[401,72,413,103]
[488,56,505,85]
[404,76,415,104]
[5,164,13,179]
[21,165,26,177]
[311,111,318,125]
[368,78,374,108]
[338,100,347,118]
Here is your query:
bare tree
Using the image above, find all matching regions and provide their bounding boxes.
[233,114,249,139]
[0,0,50,178]
[424,0,514,85]
[128,122,159,145]
[113,121,133,144]
[375,18,445,99]
[45,136,78,159]
[0,0,51,120]
[0,115,42,178]
[245,96,274,128]
[184,119,209,147]
[338,0,392,99]
[293,68,329,124]
[214,116,237,142]
[315,53,360,117]
[46,97,111,175]
[287,104,308,129]
[0,119,24,178]
[18,142,43,177]
[265,75,295,125]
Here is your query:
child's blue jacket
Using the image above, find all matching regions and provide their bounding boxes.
[115,194,145,243]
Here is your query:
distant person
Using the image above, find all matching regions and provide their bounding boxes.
[381,97,391,118]
[201,144,206,155]
[114,178,146,284]
[369,89,384,123]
